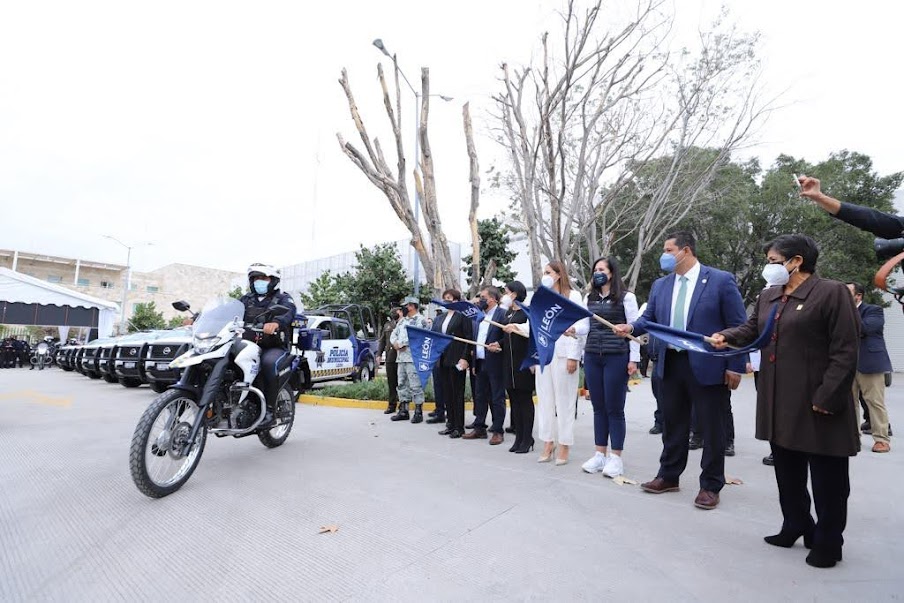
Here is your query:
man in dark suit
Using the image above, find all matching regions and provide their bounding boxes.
[847,282,893,453]
[435,289,474,439]
[614,231,747,510]
[425,311,449,425]
[464,286,507,444]
[377,305,402,415]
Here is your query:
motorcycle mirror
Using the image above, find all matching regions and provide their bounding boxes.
[172,300,191,312]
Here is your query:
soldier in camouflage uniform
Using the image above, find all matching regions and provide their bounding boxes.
[389,296,428,423]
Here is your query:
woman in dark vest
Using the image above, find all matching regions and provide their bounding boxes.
[487,280,535,453]
[576,257,640,478]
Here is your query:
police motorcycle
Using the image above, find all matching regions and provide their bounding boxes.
[30,341,53,370]
[129,297,301,498]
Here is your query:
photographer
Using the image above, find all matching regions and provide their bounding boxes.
[799,176,904,238]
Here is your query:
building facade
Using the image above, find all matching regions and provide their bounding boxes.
[280,238,463,306]
[0,249,244,332]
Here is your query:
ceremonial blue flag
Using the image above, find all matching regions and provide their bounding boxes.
[432,299,485,328]
[405,325,456,388]
[642,304,779,357]
[526,286,593,368]
[520,332,540,371]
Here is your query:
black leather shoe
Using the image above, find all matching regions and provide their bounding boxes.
[427,410,437,418]
[724,442,735,457]
[806,546,841,568]
[448,430,463,439]
[762,453,774,466]
[764,530,813,549]
[861,421,872,435]
[688,436,703,450]
[425,415,446,424]
[438,428,453,435]
[505,426,516,434]
[383,405,397,415]
[649,423,663,435]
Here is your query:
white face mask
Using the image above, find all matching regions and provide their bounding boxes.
[762,262,791,286]
[541,274,556,288]
[500,294,513,309]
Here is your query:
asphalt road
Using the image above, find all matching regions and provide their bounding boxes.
[1,368,902,601]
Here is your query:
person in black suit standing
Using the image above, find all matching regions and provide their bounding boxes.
[464,286,508,444]
[435,289,474,439]
[847,282,893,453]
[614,231,748,511]
[425,310,450,426]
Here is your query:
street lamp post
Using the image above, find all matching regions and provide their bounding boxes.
[372,38,452,297]
[103,235,152,334]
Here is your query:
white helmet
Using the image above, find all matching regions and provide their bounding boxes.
[247,263,281,293]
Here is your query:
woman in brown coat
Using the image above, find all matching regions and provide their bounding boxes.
[711,234,860,569]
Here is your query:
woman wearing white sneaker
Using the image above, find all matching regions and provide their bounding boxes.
[576,257,639,478]
[535,260,585,465]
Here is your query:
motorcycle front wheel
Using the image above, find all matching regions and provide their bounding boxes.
[130,389,207,498]
[257,385,295,448]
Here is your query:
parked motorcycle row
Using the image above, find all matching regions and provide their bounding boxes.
[1,337,60,370]
[56,328,192,392]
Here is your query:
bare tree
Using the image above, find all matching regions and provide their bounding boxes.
[336,62,459,294]
[463,102,482,298]
[492,0,769,287]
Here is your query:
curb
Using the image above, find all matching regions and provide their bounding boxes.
[297,394,469,411]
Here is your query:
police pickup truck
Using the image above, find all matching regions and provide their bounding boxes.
[296,304,379,384]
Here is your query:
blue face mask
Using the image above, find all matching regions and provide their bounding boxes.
[253,280,269,295]
[659,253,677,273]
[591,272,609,288]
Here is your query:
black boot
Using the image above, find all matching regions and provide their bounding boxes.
[411,404,424,424]
[383,402,397,415]
[390,402,410,421]
[425,412,446,424]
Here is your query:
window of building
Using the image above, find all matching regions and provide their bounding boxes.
[146,285,160,293]
[77,278,90,287]
[47,275,62,283]
[129,283,137,291]
[100,281,113,289]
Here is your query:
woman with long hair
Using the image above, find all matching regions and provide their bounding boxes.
[535,260,585,465]
[576,257,640,478]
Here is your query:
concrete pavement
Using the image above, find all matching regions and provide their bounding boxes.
[1,369,902,601]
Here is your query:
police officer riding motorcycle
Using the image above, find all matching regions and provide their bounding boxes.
[237,263,297,422]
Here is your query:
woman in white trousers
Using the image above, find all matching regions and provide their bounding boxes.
[535,260,585,465]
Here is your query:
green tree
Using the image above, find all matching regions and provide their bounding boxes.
[342,243,412,321]
[225,285,244,299]
[128,302,166,332]
[463,217,517,290]
[166,316,186,329]
[299,270,349,311]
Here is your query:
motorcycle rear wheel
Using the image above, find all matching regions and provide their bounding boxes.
[257,386,295,448]
[130,389,207,498]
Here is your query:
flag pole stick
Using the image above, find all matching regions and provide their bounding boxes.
[487,320,529,338]
[452,336,493,349]
[590,315,644,344]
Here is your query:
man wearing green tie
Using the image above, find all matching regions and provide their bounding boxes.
[613,231,748,510]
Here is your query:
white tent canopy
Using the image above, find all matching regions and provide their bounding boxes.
[0,267,119,338]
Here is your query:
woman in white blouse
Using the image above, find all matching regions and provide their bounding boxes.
[574,257,640,478]
[535,260,585,465]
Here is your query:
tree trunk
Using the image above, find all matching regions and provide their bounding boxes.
[463,102,481,298]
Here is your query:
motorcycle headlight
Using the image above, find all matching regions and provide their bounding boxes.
[193,335,221,354]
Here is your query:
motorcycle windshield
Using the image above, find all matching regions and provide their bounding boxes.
[37,343,49,352]
[193,298,245,339]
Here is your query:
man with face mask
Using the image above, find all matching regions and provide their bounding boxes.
[377,305,404,415]
[237,264,297,421]
[613,231,747,510]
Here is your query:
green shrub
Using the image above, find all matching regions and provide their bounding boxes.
[314,375,472,402]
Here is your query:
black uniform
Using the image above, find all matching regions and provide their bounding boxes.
[239,290,297,405]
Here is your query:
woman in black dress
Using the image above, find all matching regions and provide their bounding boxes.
[488,280,535,453]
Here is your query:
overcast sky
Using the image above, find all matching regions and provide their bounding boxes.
[1,0,901,274]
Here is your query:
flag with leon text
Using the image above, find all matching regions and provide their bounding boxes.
[405,325,456,387]
[642,304,778,357]
[525,286,593,368]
